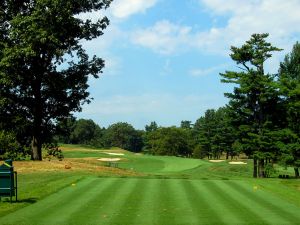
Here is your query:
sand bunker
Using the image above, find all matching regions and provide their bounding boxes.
[105,152,125,156]
[229,161,247,165]
[97,158,121,162]
[209,160,225,163]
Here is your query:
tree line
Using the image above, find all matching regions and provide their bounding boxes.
[0,1,298,179]
[1,33,299,179]
[53,34,299,178]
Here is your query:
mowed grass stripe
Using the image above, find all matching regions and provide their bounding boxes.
[152,179,202,225]
[0,177,100,225]
[192,180,244,225]
[180,180,223,225]
[67,178,137,225]
[225,180,300,225]
[107,179,151,225]
[148,179,176,225]
[170,179,201,225]
[130,178,158,225]
[38,178,117,225]
[200,180,264,225]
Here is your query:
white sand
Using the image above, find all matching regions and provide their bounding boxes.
[229,161,247,165]
[105,152,125,156]
[209,160,225,163]
[97,158,121,162]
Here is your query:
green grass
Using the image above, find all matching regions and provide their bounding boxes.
[0,177,299,225]
[118,155,208,174]
[1,145,299,225]
[0,172,83,217]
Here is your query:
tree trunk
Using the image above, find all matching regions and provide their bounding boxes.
[258,159,265,178]
[31,77,43,161]
[31,135,42,160]
[253,157,258,178]
[226,151,229,160]
[295,168,299,178]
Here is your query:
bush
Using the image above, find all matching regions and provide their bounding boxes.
[43,143,64,161]
[0,130,29,160]
[264,163,276,178]
[193,145,207,159]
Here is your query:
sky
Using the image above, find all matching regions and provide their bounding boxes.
[76,0,300,130]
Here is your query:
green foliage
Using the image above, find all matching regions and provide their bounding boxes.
[220,33,282,177]
[192,144,207,159]
[264,163,276,178]
[0,130,19,155]
[55,117,77,144]
[0,130,29,160]
[43,143,64,161]
[55,118,104,147]
[145,127,192,156]
[145,121,158,132]
[180,120,192,129]
[0,0,112,160]
[278,42,300,177]
[193,107,236,159]
[70,119,103,146]
[103,122,144,152]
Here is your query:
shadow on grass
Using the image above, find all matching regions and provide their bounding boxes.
[0,197,37,204]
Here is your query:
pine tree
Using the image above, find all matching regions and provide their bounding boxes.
[278,42,300,177]
[220,33,282,177]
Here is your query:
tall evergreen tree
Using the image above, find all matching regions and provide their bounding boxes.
[0,0,112,160]
[278,42,300,177]
[220,33,282,177]
[194,109,218,159]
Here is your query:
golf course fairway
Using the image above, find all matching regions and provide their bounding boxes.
[1,177,300,225]
[0,146,299,225]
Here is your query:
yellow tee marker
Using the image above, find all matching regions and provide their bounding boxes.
[71,183,76,186]
[253,185,258,191]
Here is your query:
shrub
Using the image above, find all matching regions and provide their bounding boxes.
[43,143,64,161]
[264,163,276,178]
[193,145,207,159]
[0,130,29,160]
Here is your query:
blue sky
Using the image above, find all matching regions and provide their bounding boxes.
[76,0,300,129]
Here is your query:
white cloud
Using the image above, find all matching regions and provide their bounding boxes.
[131,1,300,58]
[198,0,300,53]
[132,20,192,54]
[111,0,158,19]
[189,64,229,77]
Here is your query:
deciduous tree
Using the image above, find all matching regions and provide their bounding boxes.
[0,0,112,160]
